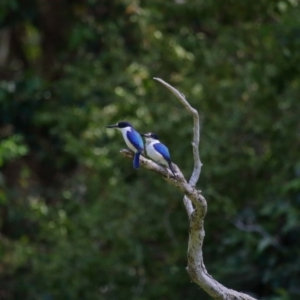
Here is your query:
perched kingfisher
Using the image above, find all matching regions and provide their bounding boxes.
[141,132,176,176]
[106,121,144,169]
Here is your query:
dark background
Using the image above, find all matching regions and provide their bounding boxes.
[0,0,300,299]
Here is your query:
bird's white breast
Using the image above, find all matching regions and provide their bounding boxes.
[119,127,137,152]
[146,141,168,167]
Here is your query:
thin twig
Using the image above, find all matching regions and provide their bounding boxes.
[232,218,280,249]
[153,77,202,187]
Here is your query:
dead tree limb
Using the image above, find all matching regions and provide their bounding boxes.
[120,78,257,300]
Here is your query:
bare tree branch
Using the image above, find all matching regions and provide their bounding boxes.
[231,218,280,249]
[121,150,256,300]
[120,78,257,300]
[183,195,194,217]
[153,77,202,187]
[153,77,202,217]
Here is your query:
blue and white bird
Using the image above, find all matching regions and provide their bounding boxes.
[141,132,176,176]
[106,121,144,169]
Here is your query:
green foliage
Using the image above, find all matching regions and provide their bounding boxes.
[0,135,28,167]
[0,0,300,299]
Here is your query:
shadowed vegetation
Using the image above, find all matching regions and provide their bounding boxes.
[0,0,300,299]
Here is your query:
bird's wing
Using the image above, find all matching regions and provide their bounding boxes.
[153,143,171,161]
[126,129,144,152]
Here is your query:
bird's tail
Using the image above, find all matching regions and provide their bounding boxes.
[133,152,141,169]
[168,161,176,176]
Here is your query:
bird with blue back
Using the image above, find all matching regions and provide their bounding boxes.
[106,121,144,169]
[141,132,176,176]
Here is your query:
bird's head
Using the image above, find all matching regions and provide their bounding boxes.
[106,121,132,129]
[141,132,159,141]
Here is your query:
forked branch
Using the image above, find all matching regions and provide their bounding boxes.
[120,78,257,300]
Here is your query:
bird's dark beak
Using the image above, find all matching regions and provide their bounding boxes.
[106,124,118,128]
[141,133,148,137]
